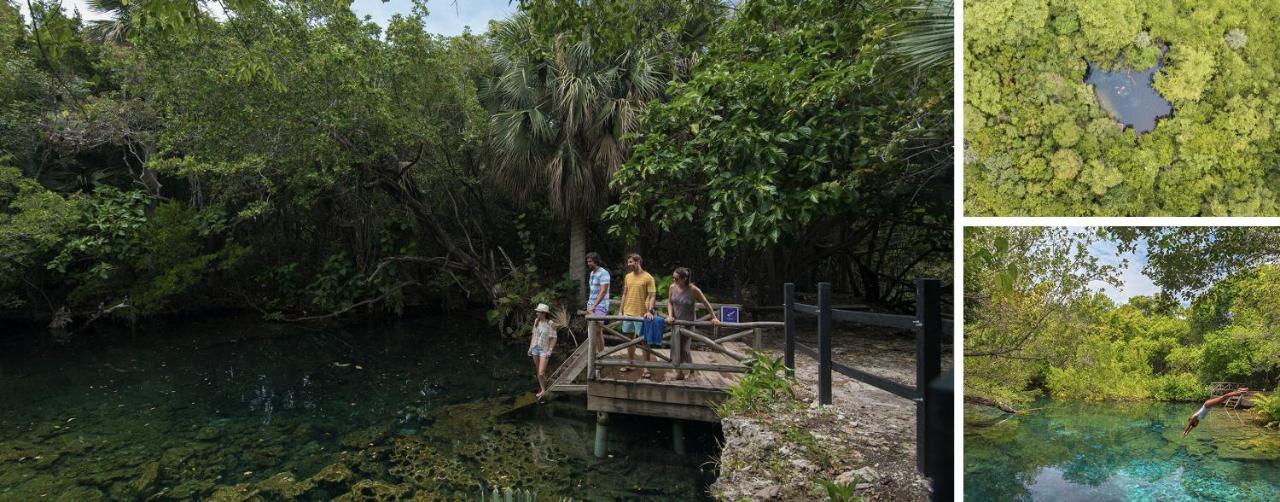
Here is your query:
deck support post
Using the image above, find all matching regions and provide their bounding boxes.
[672,420,686,455]
[818,282,833,406]
[594,412,609,458]
[783,283,795,376]
[587,320,596,380]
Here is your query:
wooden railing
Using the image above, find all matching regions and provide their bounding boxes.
[784,279,952,502]
[582,314,784,378]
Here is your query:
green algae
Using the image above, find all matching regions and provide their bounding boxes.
[0,317,719,501]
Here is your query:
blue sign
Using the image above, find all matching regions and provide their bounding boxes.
[720,305,740,323]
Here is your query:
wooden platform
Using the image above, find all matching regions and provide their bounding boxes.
[586,344,748,422]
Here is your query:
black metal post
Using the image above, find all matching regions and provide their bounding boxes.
[783,282,795,376]
[915,278,942,474]
[926,370,954,501]
[818,282,832,406]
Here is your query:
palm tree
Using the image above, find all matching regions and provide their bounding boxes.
[482,15,662,303]
[888,0,953,75]
[84,0,132,44]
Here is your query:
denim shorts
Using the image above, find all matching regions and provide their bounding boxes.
[529,345,552,358]
[621,320,643,335]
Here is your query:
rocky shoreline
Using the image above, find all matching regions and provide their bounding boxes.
[710,345,934,501]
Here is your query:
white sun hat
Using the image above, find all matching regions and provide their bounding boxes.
[534,303,551,314]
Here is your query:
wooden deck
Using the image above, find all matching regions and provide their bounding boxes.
[587,344,748,422]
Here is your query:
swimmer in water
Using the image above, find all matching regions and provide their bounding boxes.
[1182,387,1249,437]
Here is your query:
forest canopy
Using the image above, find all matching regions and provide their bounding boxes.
[0,0,952,333]
[964,227,1280,418]
[964,0,1280,216]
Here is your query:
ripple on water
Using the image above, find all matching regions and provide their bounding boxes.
[965,400,1280,501]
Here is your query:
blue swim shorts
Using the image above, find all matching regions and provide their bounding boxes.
[621,320,643,335]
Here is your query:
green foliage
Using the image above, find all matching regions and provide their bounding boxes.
[717,353,795,416]
[0,163,78,289]
[965,0,1280,215]
[816,478,865,502]
[1252,393,1280,422]
[967,227,1280,405]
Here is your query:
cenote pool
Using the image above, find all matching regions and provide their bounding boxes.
[965,400,1280,501]
[0,316,719,500]
[1084,49,1173,134]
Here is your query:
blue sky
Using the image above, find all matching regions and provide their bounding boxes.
[350,0,515,36]
[1083,232,1162,305]
[49,0,516,37]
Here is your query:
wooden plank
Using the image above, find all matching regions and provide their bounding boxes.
[550,384,586,393]
[588,380,727,407]
[795,342,917,399]
[794,303,916,331]
[585,315,782,329]
[587,395,721,422]
[595,359,748,373]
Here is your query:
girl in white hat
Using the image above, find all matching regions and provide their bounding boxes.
[529,303,557,399]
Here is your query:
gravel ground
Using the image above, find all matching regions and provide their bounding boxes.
[712,325,953,501]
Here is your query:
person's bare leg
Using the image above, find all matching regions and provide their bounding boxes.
[536,356,549,398]
[642,345,653,379]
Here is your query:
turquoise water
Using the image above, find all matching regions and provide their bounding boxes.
[965,400,1280,501]
[0,316,718,500]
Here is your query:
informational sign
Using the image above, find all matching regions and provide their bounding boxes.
[720,305,740,324]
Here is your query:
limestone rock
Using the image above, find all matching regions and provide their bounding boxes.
[133,461,160,494]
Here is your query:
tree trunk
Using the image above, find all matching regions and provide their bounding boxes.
[570,215,587,305]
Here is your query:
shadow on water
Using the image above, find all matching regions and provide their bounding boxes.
[1084,47,1174,134]
[0,315,720,500]
[964,400,1280,501]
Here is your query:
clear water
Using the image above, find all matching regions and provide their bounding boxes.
[1084,53,1173,134]
[0,316,718,500]
[965,400,1280,501]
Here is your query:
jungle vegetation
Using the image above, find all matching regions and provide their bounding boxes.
[964,227,1280,420]
[964,0,1280,216]
[0,0,952,335]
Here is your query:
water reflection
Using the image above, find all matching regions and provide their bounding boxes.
[1084,48,1174,134]
[965,400,1280,501]
[0,316,718,500]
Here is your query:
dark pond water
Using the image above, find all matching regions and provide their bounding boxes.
[965,400,1280,501]
[0,316,719,500]
[1084,51,1173,134]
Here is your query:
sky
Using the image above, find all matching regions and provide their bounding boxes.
[41,0,516,37]
[1083,232,1162,305]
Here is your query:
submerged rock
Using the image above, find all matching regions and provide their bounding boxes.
[207,483,262,502]
[133,461,160,495]
[336,479,408,502]
[256,471,314,498]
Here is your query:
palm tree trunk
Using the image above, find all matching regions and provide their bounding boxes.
[570,215,587,305]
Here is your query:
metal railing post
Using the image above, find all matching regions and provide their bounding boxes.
[784,282,795,376]
[915,278,942,475]
[818,282,832,406]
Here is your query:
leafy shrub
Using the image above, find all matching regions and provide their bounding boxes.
[817,478,864,502]
[1151,373,1205,402]
[717,353,795,416]
[1252,393,1280,422]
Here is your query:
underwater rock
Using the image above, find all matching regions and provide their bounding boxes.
[207,483,263,502]
[133,461,160,495]
[341,424,392,449]
[51,485,106,502]
[164,478,217,500]
[256,471,314,498]
[386,436,476,491]
[335,479,409,502]
[309,461,355,489]
[195,426,223,441]
[242,444,287,467]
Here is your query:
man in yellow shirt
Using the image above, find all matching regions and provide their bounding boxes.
[619,253,657,379]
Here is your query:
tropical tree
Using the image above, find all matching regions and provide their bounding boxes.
[84,0,132,44]
[483,14,662,302]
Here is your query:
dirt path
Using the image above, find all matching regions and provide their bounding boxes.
[712,325,952,501]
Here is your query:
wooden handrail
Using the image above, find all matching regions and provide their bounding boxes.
[584,314,782,329]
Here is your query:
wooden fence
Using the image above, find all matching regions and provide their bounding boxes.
[784,279,953,502]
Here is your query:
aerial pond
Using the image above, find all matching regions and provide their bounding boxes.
[965,400,1280,501]
[1084,51,1174,134]
[0,316,718,500]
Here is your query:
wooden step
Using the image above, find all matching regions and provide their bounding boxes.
[549,384,586,393]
